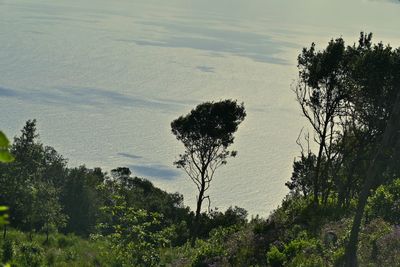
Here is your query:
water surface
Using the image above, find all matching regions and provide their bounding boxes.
[1,0,400,216]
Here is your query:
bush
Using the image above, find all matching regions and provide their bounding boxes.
[57,235,75,248]
[367,178,400,224]
[266,246,286,267]
[64,248,78,262]
[284,238,321,258]
[288,253,324,267]
[2,239,15,263]
[16,242,44,267]
[266,236,323,267]
[191,240,226,267]
[332,247,345,267]
[46,249,57,266]
[375,226,400,266]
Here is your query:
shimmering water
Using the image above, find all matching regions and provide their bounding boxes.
[1,0,399,216]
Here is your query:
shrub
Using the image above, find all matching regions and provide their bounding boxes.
[16,242,44,267]
[332,247,345,267]
[46,249,57,266]
[367,178,400,223]
[267,236,323,267]
[57,235,74,248]
[288,253,324,267]
[266,246,286,267]
[2,239,15,263]
[64,248,78,262]
[191,240,226,267]
[375,226,400,266]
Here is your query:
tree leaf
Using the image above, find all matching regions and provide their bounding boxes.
[0,131,10,147]
[0,150,14,163]
[0,131,14,163]
[0,206,8,212]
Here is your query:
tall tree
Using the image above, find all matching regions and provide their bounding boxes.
[345,86,400,267]
[61,166,105,236]
[344,36,400,267]
[295,38,349,206]
[171,99,246,242]
[0,120,68,234]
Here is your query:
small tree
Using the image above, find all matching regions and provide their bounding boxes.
[171,99,246,241]
[97,195,171,266]
[34,182,67,243]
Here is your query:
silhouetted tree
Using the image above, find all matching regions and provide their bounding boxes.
[344,46,400,267]
[295,38,350,206]
[171,100,246,243]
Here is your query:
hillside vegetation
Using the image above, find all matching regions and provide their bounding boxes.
[1,33,400,266]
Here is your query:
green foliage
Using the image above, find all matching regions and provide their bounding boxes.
[357,219,393,266]
[101,168,193,245]
[57,235,76,248]
[267,236,323,267]
[0,120,68,233]
[266,246,286,267]
[2,239,15,263]
[0,206,8,226]
[0,228,108,266]
[332,247,345,267]
[34,182,68,241]
[189,226,239,267]
[191,239,226,267]
[0,131,14,163]
[96,195,171,266]
[366,178,400,223]
[285,153,316,197]
[171,100,246,149]
[160,224,257,266]
[373,226,400,267]
[0,130,13,227]
[61,166,105,236]
[17,242,45,267]
[288,254,324,267]
[2,31,400,266]
[171,100,246,241]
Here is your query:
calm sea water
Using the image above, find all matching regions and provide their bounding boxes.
[1,0,399,216]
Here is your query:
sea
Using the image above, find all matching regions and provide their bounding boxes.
[1,0,399,216]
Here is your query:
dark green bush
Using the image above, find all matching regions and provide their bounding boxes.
[2,239,15,263]
[57,235,74,248]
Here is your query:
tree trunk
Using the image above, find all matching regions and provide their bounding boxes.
[191,179,205,247]
[314,131,327,207]
[344,90,400,267]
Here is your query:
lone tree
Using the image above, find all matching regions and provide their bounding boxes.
[171,99,246,240]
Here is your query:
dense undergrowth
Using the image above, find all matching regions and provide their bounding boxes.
[2,180,400,267]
